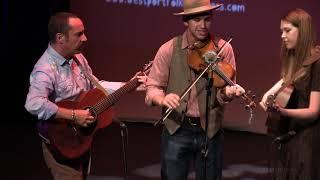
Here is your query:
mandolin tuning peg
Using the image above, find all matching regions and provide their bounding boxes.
[251,95,256,99]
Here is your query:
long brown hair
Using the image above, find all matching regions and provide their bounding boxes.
[280,8,316,82]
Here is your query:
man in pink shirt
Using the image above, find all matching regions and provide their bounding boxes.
[145,0,245,179]
[25,12,147,180]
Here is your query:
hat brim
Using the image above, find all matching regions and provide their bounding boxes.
[173,4,222,16]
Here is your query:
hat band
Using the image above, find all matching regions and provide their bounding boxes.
[183,5,214,14]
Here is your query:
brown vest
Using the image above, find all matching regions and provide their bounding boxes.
[164,36,224,138]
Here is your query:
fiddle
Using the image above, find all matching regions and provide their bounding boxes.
[187,39,235,88]
[188,38,256,121]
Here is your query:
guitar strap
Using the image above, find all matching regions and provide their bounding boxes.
[273,67,306,98]
[72,55,110,97]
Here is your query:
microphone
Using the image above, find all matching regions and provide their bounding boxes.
[202,50,218,64]
[274,130,296,143]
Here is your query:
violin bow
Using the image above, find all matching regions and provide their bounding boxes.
[154,38,236,126]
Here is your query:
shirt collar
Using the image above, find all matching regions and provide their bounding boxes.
[180,31,213,50]
[181,31,189,50]
[47,43,70,66]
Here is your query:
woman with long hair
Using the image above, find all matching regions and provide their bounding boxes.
[260,8,320,179]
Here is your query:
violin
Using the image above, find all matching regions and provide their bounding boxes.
[187,39,235,88]
[187,39,256,121]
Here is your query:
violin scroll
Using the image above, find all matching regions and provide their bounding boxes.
[242,90,256,110]
[239,89,256,124]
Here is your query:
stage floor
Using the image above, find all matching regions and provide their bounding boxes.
[4,121,274,180]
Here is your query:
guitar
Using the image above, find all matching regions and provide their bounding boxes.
[265,84,294,136]
[46,61,153,159]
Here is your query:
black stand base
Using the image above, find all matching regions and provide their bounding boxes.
[120,122,128,180]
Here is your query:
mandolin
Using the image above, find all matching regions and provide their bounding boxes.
[265,84,294,136]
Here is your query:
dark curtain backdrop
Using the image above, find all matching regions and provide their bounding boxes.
[69,0,320,134]
[4,1,70,178]
[5,0,70,149]
[7,0,319,134]
[5,0,70,128]
[3,1,319,177]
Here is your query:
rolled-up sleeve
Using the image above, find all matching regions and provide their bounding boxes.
[145,39,174,106]
[219,40,236,82]
[216,39,237,106]
[25,71,58,120]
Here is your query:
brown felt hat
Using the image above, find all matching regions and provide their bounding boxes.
[174,0,222,16]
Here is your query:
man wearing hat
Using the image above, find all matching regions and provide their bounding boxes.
[145,0,245,179]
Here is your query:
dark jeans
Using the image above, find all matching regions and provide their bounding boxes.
[161,119,223,180]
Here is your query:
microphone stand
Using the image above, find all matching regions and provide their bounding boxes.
[152,38,233,180]
[201,68,214,180]
[119,122,128,180]
[153,60,216,126]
